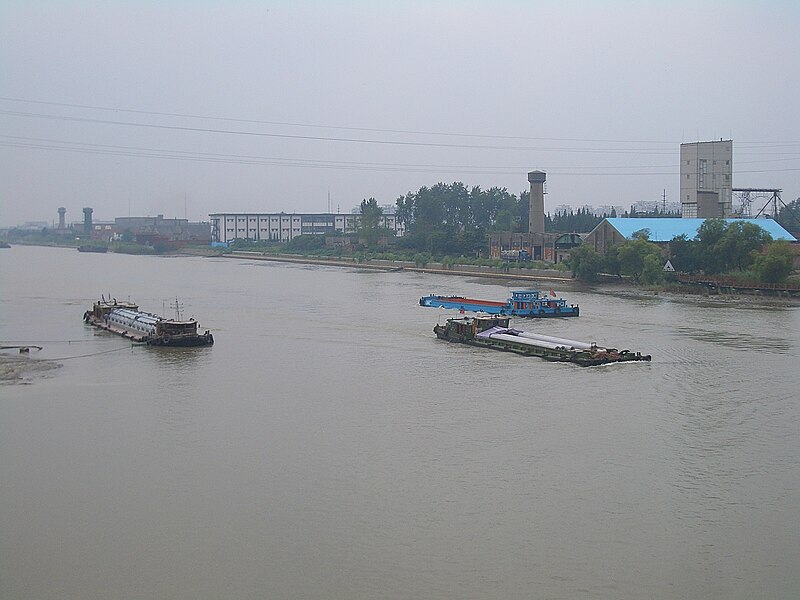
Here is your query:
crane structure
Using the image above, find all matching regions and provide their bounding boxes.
[732,188,784,218]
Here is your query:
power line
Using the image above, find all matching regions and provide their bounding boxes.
[0,96,683,145]
[2,136,798,176]
[0,134,678,171]
[4,96,800,148]
[0,108,687,155]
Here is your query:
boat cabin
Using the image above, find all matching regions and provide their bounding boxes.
[156,319,200,337]
[447,314,511,336]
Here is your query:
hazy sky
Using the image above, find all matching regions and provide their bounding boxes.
[2,1,798,226]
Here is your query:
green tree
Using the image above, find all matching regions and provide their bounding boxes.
[359,197,383,230]
[776,198,800,233]
[286,234,326,252]
[640,253,665,284]
[566,245,604,281]
[603,244,621,277]
[752,241,794,283]
[359,197,384,248]
[695,219,728,273]
[717,221,771,271]
[668,234,700,273]
[617,237,663,282]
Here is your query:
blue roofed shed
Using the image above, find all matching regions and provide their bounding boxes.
[584,218,796,254]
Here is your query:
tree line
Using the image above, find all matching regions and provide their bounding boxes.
[381,182,677,256]
[566,219,795,284]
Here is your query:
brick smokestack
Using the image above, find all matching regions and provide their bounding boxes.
[528,170,546,236]
[83,207,93,235]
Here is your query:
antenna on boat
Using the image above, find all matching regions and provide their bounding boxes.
[172,297,184,320]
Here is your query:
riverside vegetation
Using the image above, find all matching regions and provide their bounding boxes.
[4,184,798,288]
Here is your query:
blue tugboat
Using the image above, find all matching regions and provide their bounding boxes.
[419,289,579,318]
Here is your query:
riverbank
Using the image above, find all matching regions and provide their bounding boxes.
[219,250,578,284]
[216,250,800,305]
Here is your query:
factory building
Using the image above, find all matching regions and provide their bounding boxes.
[489,170,563,262]
[583,217,796,255]
[209,212,404,245]
[114,215,211,243]
[680,140,733,218]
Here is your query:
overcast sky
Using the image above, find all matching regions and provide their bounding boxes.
[1,1,798,226]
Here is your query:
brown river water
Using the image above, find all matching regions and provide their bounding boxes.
[1,245,798,599]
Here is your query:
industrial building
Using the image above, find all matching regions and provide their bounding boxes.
[680,140,733,218]
[489,170,562,262]
[114,215,211,244]
[209,212,404,245]
[583,217,796,255]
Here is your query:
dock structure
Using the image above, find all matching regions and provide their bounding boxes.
[676,273,800,296]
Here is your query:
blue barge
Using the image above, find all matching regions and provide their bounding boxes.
[419,289,579,318]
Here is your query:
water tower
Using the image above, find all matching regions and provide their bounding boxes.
[58,207,66,229]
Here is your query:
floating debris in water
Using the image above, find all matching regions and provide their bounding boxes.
[0,353,61,385]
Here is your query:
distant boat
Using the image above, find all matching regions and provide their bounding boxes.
[0,242,10,248]
[77,245,108,253]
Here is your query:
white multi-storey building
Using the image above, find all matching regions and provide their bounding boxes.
[680,140,733,218]
[209,212,404,245]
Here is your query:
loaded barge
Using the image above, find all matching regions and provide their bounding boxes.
[434,314,649,367]
[83,298,214,347]
[420,289,579,317]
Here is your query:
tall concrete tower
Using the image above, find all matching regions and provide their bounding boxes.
[679,140,733,218]
[83,207,93,235]
[58,207,66,229]
[528,170,546,237]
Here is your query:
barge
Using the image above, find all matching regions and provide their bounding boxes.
[420,289,579,317]
[433,314,650,367]
[83,297,214,346]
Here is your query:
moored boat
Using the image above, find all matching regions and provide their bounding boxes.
[433,314,650,367]
[420,289,579,317]
[77,245,108,253]
[83,297,214,346]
